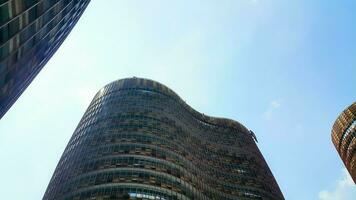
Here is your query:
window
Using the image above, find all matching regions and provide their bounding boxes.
[8,17,20,37]
[0,25,9,44]
[0,3,10,25]
[28,7,38,23]
[0,42,9,60]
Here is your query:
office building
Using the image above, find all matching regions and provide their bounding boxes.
[43,78,284,200]
[331,102,356,183]
[0,0,90,119]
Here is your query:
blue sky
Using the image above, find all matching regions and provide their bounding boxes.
[0,0,355,199]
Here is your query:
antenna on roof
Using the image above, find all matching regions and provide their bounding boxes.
[249,130,258,143]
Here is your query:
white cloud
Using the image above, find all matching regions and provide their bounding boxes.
[270,100,281,108]
[262,100,282,120]
[318,168,356,200]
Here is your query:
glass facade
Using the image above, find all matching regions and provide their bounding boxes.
[0,0,90,119]
[331,102,356,183]
[43,78,284,200]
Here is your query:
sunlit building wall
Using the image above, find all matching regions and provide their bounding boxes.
[0,0,90,119]
[43,78,284,200]
[331,102,356,183]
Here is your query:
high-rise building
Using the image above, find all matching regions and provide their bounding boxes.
[0,0,90,119]
[43,78,284,200]
[331,102,356,183]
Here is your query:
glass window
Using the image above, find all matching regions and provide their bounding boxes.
[28,7,38,23]
[8,17,19,37]
[0,42,9,60]
[0,24,9,44]
[0,3,10,25]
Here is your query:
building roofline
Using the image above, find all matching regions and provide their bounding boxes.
[96,77,251,135]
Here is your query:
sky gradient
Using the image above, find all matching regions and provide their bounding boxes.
[0,1,355,199]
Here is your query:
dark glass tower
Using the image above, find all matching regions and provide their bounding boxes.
[44,78,284,200]
[0,0,90,119]
[331,102,356,183]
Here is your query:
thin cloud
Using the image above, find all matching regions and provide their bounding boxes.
[318,168,356,200]
[262,100,282,120]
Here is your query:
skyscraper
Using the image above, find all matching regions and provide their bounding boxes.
[331,102,356,183]
[0,0,91,119]
[43,78,284,200]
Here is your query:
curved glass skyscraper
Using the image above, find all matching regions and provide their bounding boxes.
[43,78,284,200]
[331,102,356,183]
[0,0,90,119]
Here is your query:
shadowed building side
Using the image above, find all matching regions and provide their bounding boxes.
[43,77,285,200]
[0,0,91,119]
[331,102,356,183]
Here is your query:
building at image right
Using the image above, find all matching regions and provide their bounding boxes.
[331,102,356,183]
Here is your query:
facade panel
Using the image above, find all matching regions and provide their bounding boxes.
[331,102,356,183]
[0,0,90,119]
[44,78,284,200]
